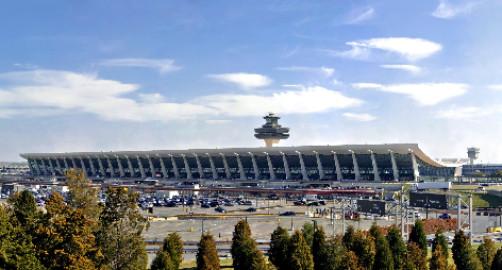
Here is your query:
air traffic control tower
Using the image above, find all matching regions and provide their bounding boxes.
[254,113,290,147]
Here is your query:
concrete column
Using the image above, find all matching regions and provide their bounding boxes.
[147,155,156,178]
[116,155,125,177]
[158,155,168,179]
[235,153,246,180]
[63,158,70,171]
[220,153,231,179]
[97,156,105,176]
[70,158,77,169]
[55,158,62,174]
[36,159,45,175]
[170,155,180,179]
[314,151,325,180]
[389,151,399,181]
[369,150,381,182]
[410,152,420,182]
[182,154,192,180]
[297,151,309,181]
[206,154,217,180]
[87,156,97,176]
[125,156,134,178]
[79,157,88,177]
[264,153,276,181]
[27,159,36,176]
[32,159,41,176]
[106,157,115,177]
[137,156,146,179]
[47,158,55,176]
[194,154,204,179]
[281,152,291,180]
[350,150,361,181]
[249,153,260,180]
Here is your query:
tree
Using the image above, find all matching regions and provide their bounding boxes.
[491,248,502,270]
[269,226,290,270]
[350,230,375,270]
[337,250,363,270]
[196,233,220,270]
[66,169,100,219]
[231,220,267,270]
[386,225,406,270]
[302,222,315,248]
[343,225,356,250]
[452,230,482,270]
[312,226,326,270]
[405,242,427,270]
[317,237,345,270]
[95,187,148,270]
[8,190,39,230]
[150,251,174,270]
[477,237,497,270]
[162,233,184,269]
[374,233,394,270]
[430,244,448,270]
[408,219,427,256]
[289,230,314,270]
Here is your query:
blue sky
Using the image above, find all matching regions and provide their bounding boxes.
[1,0,502,162]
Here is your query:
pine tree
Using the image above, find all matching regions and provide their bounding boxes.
[452,230,482,270]
[151,251,174,270]
[491,248,502,270]
[404,242,427,270]
[95,187,148,270]
[269,226,290,270]
[408,219,427,256]
[343,225,356,250]
[231,219,267,270]
[350,230,375,270]
[432,231,449,264]
[477,237,497,270]
[374,233,394,270]
[430,244,448,270]
[302,222,315,248]
[312,226,326,270]
[289,230,314,270]
[386,225,406,270]
[196,233,220,270]
[162,233,184,269]
[318,237,345,270]
[66,169,100,219]
[8,190,39,230]
[337,250,363,270]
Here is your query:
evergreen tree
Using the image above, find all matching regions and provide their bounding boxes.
[491,248,502,270]
[269,226,290,270]
[318,237,345,270]
[404,242,427,270]
[162,233,184,269]
[66,169,100,219]
[477,237,496,270]
[337,250,363,270]
[289,230,314,270]
[431,231,449,265]
[408,219,427,256]
[196,233,220,270]
[231,219,267,270]
[302,222,315,248]
[150,251,174,270]
[312,226,326,270]
[343,225,356,250]
[452,230,482,270]
[368,223,381,240]
[8,190,39,230]
[430,244,448,270]
[386,225,406,270]
[95,187,148,270]
[373,233,394,270]
[350,230,375,270]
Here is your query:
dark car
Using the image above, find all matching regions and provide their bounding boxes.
[439,213,451,220]
[245,207,257,212]
[307,201,320,206]
[240,200,253,206]
[201,203,211,208]
[294,201,306,206]
[279,211,296,216]
[224,201,235,207]
[165,201,177,207]
[215,206,226,213]
[209,201,219,207]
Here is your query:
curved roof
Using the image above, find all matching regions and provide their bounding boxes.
[20,143,444,167]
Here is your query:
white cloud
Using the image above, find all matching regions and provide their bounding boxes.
[195,86,362,117]
[352,82,468,106]
[432,0,479,19]
[435,106,491,119]
[204,119,232,124]
[276,66,335,77]
[0,70,361,121]
[380,64,422,74]
[208,72,272,89]
[342,112,376,122]
[99,58,181,73]
[488,84,502,91]
[346,7,375,24]
[333,37,442,61]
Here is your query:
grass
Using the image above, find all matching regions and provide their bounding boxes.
[180,258,233,269]
[456,192,502,208]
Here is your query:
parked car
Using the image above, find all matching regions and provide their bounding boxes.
[439,213,451,220]
[215,206,226,213]
[279,211,296,216]
[245,207,257,212]
[201,203,211,208]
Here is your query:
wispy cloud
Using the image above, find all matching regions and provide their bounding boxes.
[345,7,375,24]
[380,64,422,74]
[99,58,181,73]
[208,72,272,89]
[432,0,480,19]
[342,112,376,122]
[488,84,502,91]
[436,105,500,119]
[352,82,468,106]
[330,37,442,61]
[276,66,335,77]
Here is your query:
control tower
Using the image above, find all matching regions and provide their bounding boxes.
[254,113,290,147]
[467,147,480,165]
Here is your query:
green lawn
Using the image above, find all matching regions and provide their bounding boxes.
[180,258,233,269]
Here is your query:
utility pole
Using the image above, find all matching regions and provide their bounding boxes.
[457,195,462,232]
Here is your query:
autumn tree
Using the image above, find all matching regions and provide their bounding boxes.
[66,169,100,219]
[408,219,427,256]
[312,226,326,270]
[350,230,375,270]
[477,237,497,270]
[405,242,427,270]
[269,226,290,270]
[302,222,315,248]
[289,230,314,270]
[373,232,394,270]
[337,250,363,270]
[343,225,356,250]
[95,187,148,270]
[430,244,448,270]
[196,233,220,270]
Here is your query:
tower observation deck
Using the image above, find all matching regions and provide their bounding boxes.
[254,113,289,147]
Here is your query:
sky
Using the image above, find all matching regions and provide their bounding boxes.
[1,0,502,162]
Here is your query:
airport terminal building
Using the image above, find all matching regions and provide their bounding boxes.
[20,143,455,183]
